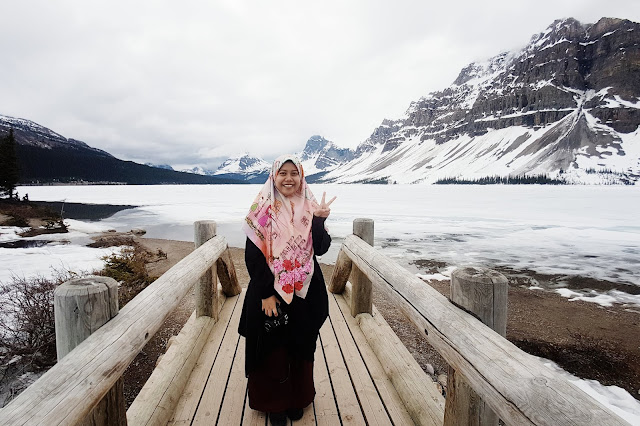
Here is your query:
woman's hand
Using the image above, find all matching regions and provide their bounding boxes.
[262,295,280,317]
[314,192,336,218]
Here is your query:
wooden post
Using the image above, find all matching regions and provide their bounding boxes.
[54,275,126,426]
[350,218,374,316]
[444,267,508,426]
[195,220,218,320]
[328,249,353,294]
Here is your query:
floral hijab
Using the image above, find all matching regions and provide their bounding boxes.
[242,154,319,303]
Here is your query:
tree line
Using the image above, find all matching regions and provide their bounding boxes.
[0,129,20,198]
[435,174,565,185]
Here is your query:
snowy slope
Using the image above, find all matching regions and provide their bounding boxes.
[322,17,640,185]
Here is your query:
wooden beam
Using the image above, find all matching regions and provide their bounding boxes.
[340,235,626,426]
[0,236,228,426]
[342,282,445,425]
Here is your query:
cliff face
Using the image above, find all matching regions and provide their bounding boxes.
[323,17,640,184]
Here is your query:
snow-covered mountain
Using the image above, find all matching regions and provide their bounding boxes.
[0,114,113,158]
[298,135,354,177]
[322,17,640,184]
[213,137,354,183]
[212,153,271,183]
[0,114,238,184]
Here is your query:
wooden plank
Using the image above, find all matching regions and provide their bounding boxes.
[333,291,416,426]
[340,236,627,426]
[191,291,245,425]
[297,403,316,425]
[327,292,391,425]
[169,291,243,424]
[127,313,217,426]
[343,282,444,425]
[312,334,340,426]
[128,289,228,425]
[217,338,247,424]
[0,236,229,426]
[319,308,366,425]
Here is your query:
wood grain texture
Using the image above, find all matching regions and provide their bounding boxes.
[340,234,627,426]
[168,292,242,424]
[0,236,229,426]
[328,248,352,295]
[127,313,216,426]
[328,292,395,425]
[335,288,424,426]
[319,316,367,424]
[54,276,126,426]
[350,218,374,316]
[444,267,508,426]
[343,293,445,425]
[217,248,242,297]
[195,221,218,319]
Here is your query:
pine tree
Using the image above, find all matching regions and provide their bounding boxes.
[0,129,20,198]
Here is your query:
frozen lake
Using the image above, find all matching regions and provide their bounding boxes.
[3,183,640,422]
[11,184,640,290]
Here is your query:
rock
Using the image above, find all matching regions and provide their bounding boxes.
[426,363,435,375]
[130,228,146,236]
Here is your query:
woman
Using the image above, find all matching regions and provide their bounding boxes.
[238,154,336,425]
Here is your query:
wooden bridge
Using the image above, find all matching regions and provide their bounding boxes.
[0,219,628,425]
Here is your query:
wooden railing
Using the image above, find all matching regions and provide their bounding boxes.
[0,221,240,426]
[329,219,627,426]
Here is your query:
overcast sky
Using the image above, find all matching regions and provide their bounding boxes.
[1,1,639,170]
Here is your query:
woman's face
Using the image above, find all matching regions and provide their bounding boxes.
[274,161,301,197]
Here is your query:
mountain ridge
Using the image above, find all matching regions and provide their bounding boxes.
[0,114,241,185]
[320,16,640,185]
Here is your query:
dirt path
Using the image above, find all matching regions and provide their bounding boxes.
[123,237,640,408]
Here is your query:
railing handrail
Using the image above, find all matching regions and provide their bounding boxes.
[333,234,626,426]
[0,235,235,426]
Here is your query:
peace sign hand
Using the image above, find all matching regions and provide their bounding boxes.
[314,192,336,218]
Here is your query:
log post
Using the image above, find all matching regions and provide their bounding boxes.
[444,267,508,426]
[328,249,353,294]
[350,218,374,316]
[54,275,126,426]
[195,220,218,320]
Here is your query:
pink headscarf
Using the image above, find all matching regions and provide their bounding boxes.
[242,154,319,304]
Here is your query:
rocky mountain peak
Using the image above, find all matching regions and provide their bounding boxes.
[321,16,640,185]
[301,135,331,159]
[216,152,269,174]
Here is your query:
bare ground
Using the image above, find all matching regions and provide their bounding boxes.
[122,237,640,408]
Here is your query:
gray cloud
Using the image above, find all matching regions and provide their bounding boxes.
[1,0,638,170]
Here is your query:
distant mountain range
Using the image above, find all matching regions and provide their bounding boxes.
[0,115,240,185]
[2,17,638,185]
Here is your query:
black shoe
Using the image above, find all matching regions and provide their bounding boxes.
[269,411,287,426]
[287,408,303,420]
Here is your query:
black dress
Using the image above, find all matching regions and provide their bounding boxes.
[238,216,331,412]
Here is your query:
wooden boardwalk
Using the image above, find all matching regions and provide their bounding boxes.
[166,289,415,426]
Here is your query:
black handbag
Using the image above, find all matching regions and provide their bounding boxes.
[264,304,289,333]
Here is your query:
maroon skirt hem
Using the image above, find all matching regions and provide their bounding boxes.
[247,346,315,412]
